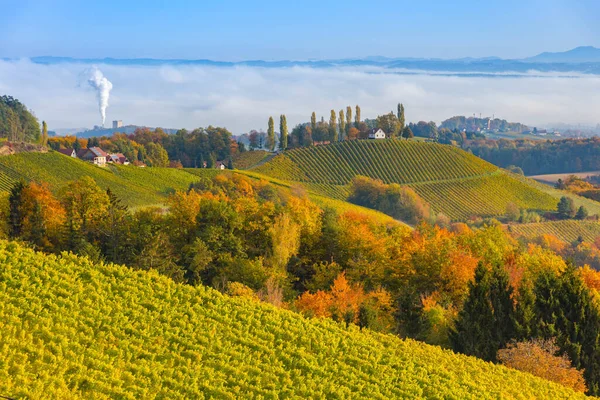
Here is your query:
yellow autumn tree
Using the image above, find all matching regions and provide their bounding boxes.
[497,339,587,393]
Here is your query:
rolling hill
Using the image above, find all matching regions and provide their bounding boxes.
[252,140,559,220]
[0,150,398,223]
[0,152,207,208]
[0,240,587,399]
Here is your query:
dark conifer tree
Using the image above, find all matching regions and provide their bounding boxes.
[8,180,26,238]
[450,263,496,361]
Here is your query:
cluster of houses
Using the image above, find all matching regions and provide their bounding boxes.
[57,147,130,167]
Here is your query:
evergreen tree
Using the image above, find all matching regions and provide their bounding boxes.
[534,266,600,395]
[101,188,129,264]
[8,180,26,238]
[489,264,516,349]
[329,110,337,142]
[450,263,496,361]
[450,263,516,362]
[355,105,361,128]
[557,196,576,219]
[267,116,275,151]
[397,103,405,132]
[279,115,288,150]
[227,158,234,170]
[576,205,589,220]
[28,202,46,248]
[514,284,535,340]
[346,106,352,136]
[311,112,317,133]
[72,138,82,152]
[338,109,346,141]
[402,126,414,140]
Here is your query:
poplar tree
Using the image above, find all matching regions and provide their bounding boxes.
[311,112,317,133]
[279,115,288,150]
[355,105,361,128]
[267,116,275,151]
[41,121,48,147]
[338,109,345,141]
[329,110,337,142]
[346,106,352,136]
[397,103,405,132]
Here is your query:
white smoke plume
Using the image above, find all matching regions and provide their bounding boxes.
[86,67,113,126]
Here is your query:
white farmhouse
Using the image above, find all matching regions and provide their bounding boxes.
[368,128,386,139]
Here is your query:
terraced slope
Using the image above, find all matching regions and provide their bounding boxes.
[252,140,559,220]
[510,220,600,243]
[0,241,587,399]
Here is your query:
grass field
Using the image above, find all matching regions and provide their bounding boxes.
[529,171,600,186]
[251,140,560,220]
[0,240,586,399]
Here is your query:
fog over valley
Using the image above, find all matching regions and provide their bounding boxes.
[1,59,600,133]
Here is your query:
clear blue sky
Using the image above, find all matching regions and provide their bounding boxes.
[2,0,599,60]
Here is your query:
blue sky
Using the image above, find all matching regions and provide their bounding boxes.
[2,0,599,60]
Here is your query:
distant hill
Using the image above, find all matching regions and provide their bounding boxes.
[440,116,529,133]
[19,51,600,75]
[0,95,40,142]
[0,240,586,398]
[75,125,179,139]
[252,140,558,220]
[525,46,600,63]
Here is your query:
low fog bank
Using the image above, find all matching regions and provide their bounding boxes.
[1,59,599,133]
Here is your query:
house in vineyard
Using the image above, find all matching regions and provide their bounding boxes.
[77,147,108,166]
[368,128,386,139]
[57,148,77,158]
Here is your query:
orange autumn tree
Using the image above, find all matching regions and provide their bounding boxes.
[20,182,66,250]
[296,272,394,331]
[497,338,587,393]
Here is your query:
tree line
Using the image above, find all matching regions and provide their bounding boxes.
[465,137,600,175]
[49,126,244,168]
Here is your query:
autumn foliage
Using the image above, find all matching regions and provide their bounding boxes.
[498,339,587,393]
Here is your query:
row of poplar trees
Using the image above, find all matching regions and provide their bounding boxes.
[451,262,600,395]
[265,103,406,151]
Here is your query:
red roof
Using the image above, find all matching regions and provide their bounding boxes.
[89,147,108,158]
[57,148,75,156]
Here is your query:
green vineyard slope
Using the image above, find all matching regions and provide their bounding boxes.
[0,152,201,208]
[0,241,587,399]
[510,220,600,243]
[252,140,559,220]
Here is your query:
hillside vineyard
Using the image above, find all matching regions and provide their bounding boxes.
[253,140,558,220]
[0,241,587,399]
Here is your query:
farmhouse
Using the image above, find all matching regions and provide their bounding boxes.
[368,128,386,139]
[108,153,130,165]
[77,147,108,166]
[57,148,77,158]
[215,161,226,170]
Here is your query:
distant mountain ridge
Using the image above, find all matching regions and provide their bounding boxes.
[19,47,600,75]
[525,46,600,63]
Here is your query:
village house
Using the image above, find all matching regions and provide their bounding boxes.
[77,147,108,166]
[108,153,130,165]
[368,128,386,139]
[215,161,226,170]
[57,148,77,158]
